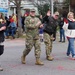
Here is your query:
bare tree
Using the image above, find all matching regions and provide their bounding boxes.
[9,0,22,37]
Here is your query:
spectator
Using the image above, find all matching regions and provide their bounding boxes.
[0,13,6,71]
[63,12,75,59]
[39,15,44,42]
[59,17,65,42]
[5,16,17,39]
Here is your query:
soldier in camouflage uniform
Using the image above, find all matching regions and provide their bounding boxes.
[21,9,44,65]
[43,10,59,61]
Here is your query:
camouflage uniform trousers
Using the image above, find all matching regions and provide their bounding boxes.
[44,32,53,56]
[23,35,41,58]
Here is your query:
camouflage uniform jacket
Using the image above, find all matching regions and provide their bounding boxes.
[25,16,41,39]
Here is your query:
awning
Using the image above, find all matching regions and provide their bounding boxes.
[0,8,8,12]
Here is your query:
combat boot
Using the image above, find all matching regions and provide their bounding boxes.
[46,56,54,61]
[21,55,26,64]
[35,58,44,65]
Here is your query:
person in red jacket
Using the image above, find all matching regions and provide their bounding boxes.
[5,16,17,39]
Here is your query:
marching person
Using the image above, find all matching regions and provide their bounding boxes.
[21,9,44,65]
[43,10,59,61]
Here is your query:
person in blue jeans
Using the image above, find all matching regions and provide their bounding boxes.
[67,38,75,58]
[39,15,44,42]
[5,22,17,39]
[39,28,43,42]
[63,12,75,60]
[59,17,65,42]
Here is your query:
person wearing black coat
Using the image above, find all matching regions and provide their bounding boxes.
[42,10,59,61]
[0,13,6,71]
[59,17,65,42]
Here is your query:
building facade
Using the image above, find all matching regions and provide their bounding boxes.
[3,0,75,17]
[8,1,39,16]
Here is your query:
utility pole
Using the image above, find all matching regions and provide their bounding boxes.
[50,0,54,15]
[69,0,70,12]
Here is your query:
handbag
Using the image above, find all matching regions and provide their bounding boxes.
[0,45,4,56]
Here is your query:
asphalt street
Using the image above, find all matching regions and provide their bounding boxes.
[0,38,75,75]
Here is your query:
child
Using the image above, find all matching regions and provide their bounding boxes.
[39,28,43,42]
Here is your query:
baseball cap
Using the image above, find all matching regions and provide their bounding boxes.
[54,11,59,16]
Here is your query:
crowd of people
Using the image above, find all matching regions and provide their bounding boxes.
[0,8,75,71]
[5,13,17,39]
[21,8,75,66]
[4,13,28,39]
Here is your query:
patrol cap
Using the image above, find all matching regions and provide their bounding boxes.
[30,9,35,12]
[54,11,59,16]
